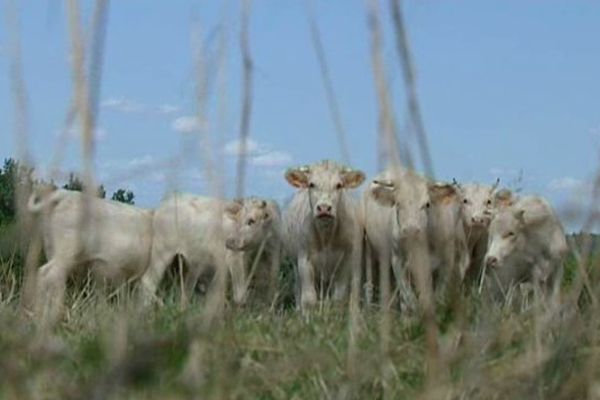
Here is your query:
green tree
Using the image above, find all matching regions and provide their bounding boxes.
[111,188,135,205]
[62,173,106,198]
[0,158,32,226]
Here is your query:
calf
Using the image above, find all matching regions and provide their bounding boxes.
[484,195,568,299]
[139,194,280,306]
[369,168,470,305]
[225,197,282,305]
[29,187,153,324]
[282,160,365,310]
[454,180,502,284]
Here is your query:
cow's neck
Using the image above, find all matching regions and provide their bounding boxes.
[313,220,338,249]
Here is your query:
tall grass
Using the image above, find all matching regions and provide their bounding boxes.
[1,253,597,399]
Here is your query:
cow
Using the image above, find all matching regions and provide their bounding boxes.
[454,179,502,285]
[368,167,470,306]
[139,194,281,306]
[28,187,154,325]
[282,160,365,311]
[224,197,283,305]
[361,169,406,307]
[484,195,568,300]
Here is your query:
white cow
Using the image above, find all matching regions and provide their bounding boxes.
[361,169,404,306]
[28,187,154,324]
[369,167,470,304]
[139,194,281,306]
[454,180,501,284]
[282,160,365,310]
[224,197,282,305]
[484,195,568,298]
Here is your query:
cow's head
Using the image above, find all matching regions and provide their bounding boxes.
[494,188,515,209]
[285,160,365,227]
[455,179,500,230]
[484,208,526,269]
[224,198,275,251]
[370,171,432,239]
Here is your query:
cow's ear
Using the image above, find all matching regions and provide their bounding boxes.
[494,189,513,208]
[514,209,526,225]
[371,179,396,207]
[428,182,457,203]
[341,169,366,189]
[285,167,310,188]
[224,201,243,219]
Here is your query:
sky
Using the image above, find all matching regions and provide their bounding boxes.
[0,1,599,230]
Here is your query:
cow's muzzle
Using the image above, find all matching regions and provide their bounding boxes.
[226,238,245,251]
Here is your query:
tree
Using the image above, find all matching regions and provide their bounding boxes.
[0,158,32,226]
[62,173,106,198]
[111,189,135,205]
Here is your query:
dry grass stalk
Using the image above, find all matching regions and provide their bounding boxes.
[388,0,434,178]
[235,0,254,200]
[304,0,351,165]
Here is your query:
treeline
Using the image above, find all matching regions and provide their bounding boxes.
[0,157,136,227]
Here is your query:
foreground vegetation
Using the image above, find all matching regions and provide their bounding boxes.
[1,244,599,399]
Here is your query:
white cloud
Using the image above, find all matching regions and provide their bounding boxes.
[548,177,586,192]
[172,116,205,133]
[224,138,260,156]
[157,104,179,115]
[102,97,145,113]
[127,155,156,168]
[251,151,293,167]
[223,138,293,168]
[102,97,179,117]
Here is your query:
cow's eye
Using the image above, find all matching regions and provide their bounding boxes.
[308,182,315,189]
[425,202,431,209]
[264,213,269,219]
[463,199,468,204]
[486,199,492,206]
[335,183,343,190]
[247,218,255,226]
[507,231,515,237]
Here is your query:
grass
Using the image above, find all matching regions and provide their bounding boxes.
[0,223,597,399]
[0,251,599,399]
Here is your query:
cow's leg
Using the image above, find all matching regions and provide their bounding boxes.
[333,251,353,304]
[363,240,375,307]
[267,243,282,305]
[36,257,74,327]
[298,253,317,311]
[139,246,173,306]
[228,252,248,305]
[183,258,204,303]
[379,249,392,310]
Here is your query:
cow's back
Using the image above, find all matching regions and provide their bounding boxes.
[153,194,226,264]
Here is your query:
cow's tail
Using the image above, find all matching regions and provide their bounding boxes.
[27,189,63,213]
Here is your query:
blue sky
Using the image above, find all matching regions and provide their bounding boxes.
[1,1,599,228]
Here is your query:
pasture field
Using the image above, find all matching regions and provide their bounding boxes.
[1,2,598,399]
[0,233,598,399]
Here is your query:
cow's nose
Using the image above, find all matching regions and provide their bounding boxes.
[317,204,332,213]
[225,238,237,250]
[472,216,490,226]
[401,226,422,237]
[485,256,498,268]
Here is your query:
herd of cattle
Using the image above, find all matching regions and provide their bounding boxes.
[26,159,569,321]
